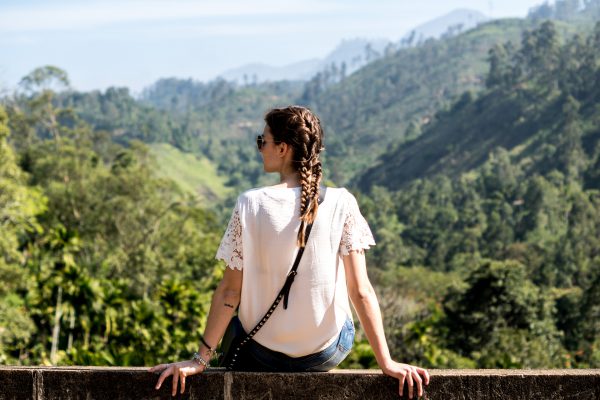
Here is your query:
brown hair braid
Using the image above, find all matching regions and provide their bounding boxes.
[264,106,324,247]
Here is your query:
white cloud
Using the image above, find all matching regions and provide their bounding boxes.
[0,0,342,32]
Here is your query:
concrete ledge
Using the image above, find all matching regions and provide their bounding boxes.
[1,367,599,399]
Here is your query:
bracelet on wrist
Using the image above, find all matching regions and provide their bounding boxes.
[192,352,209,368]
[199,335,216,353]
[199,334,219,359]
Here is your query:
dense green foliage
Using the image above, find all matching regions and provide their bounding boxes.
[354,20,600,367]
[1,82,223,365]
[2,5,600,369]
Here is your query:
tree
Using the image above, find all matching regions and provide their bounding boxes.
[577,268,600,366]
[555,0,581,20]
[517,21,560,90]
[14,66,72,144]
[486,44,509,89]
[443,260,565,367]
[19,65,70,94]
[528,2,555,20]
[557,95,585,179]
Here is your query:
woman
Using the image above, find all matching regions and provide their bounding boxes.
[149,106,429,398]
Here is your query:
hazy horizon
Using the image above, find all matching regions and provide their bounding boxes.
[1,0,546,93]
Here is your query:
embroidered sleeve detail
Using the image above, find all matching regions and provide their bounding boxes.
[216,207,243,270]
[339,192,376,256]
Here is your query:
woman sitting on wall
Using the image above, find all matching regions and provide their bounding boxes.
[149,105,429,399]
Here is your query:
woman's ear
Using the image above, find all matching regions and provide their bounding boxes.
[278,142,290,158]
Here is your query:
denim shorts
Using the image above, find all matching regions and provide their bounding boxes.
[238,316,355,372]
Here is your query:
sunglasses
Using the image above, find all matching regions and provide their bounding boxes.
[256,135,281,150]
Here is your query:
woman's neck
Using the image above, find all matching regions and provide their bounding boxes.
[278,170,301,188]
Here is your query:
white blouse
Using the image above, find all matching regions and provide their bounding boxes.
[216,186,375,357]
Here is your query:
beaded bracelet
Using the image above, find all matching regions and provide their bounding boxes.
[192,352,209,368]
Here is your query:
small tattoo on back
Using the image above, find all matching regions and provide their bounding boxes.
[224,303,235,309]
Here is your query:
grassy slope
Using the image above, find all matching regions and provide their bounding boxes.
[148,143,232,201]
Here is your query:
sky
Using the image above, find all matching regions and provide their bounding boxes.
[0,0,547,93]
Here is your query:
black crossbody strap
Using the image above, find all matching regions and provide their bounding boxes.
[236,191,325,348]
[280,221,314,310]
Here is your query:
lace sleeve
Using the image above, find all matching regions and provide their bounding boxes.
[216,205,243,270]
[339,191,376,256]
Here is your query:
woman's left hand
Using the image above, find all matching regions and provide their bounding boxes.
[381,360,430,399]
[148,360,205,396]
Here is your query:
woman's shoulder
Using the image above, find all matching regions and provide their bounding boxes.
[242,185,299,196]
[238,187,266,199]
[235,186,357,206]
[323,186,356,202]
[323,187,365,217]
[235,186,299,206]
[234,187,264,207]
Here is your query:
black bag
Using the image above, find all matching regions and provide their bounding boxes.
[218,192,324,370]
[218,316,247,368]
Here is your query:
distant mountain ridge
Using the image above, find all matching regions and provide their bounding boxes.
[219,59,321,84]
[219,8,489,84]
[401,8,489,45]
[219,38,390,84]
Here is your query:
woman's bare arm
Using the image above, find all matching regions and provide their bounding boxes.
[149,267,242,396]
[200,267,243,357]
[343,250,429,399]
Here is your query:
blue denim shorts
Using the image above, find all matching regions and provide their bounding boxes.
[239,316,355,372]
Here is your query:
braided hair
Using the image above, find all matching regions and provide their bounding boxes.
[265,106,324,247]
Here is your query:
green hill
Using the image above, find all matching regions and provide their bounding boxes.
[356,21,600,191]
[311,15,594,184]
[310,18,532,183]
[148,143,232,202]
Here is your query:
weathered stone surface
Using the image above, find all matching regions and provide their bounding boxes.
[0,367,34,400]
[0,367,599,400]
[227,370,399,399]
[46,367,223,400]
[0,367,224,400]
[424,370,600,400]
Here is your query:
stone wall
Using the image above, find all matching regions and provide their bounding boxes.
[1,367,599,399]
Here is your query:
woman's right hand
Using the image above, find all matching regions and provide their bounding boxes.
[148,360,206,396]
[381,360,430,399]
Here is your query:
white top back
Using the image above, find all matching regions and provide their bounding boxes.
[216,186,375,357]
